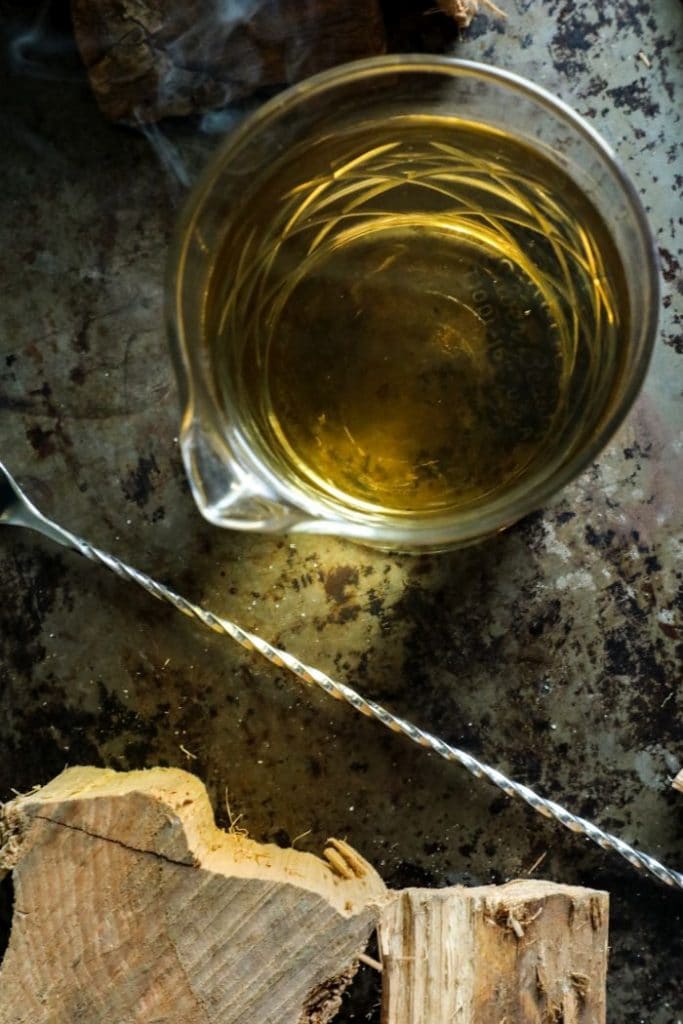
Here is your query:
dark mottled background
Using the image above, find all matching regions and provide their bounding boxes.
[1,1,682,1021]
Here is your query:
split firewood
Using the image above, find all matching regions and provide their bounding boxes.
[674,769,683,793]
[70,0,386,123]
[378,882,609,1023]
[437,0,507,28]
[0,767,610,1023]
[0,766,385,1024]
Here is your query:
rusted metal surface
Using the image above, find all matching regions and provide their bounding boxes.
[0,2,681,1020]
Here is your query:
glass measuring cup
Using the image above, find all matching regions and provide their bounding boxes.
[166,57,658,550]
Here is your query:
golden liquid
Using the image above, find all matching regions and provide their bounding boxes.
[208,118,626,519]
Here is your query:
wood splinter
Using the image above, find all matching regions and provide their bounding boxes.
[0,767,609,1023]
[437,0,507,28]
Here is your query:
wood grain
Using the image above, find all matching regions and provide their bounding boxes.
[0,767,611,1022]
[0,766,385,1024]
[378,880,609,1023]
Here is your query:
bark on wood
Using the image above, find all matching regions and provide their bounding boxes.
[377,881,609,1024]
[70,0,386,123]
[0,766,385,1024]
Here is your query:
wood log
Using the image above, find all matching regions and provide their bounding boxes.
[0,766,385,1024]
[377,881,609,1024]
[673,769,683,793]
[70,0,387,123]
[0,767,610,1022]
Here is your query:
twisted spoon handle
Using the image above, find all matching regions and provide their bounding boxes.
[49,530,683,891]
[2,460,680,891]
